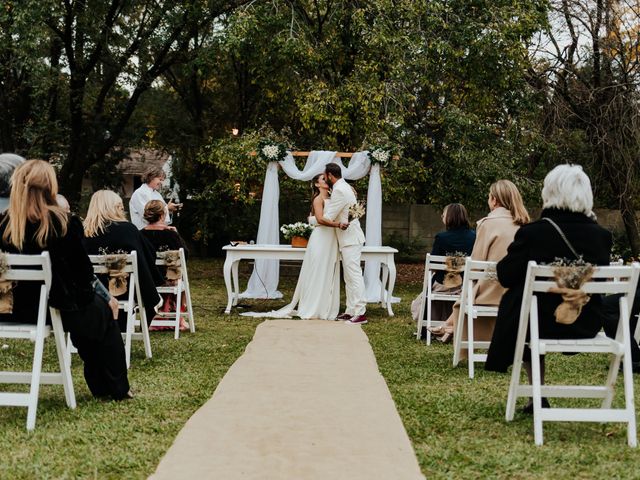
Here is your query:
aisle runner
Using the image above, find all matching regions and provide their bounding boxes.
[150,320,424,480]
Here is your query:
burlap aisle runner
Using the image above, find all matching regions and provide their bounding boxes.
[150,320,424,480]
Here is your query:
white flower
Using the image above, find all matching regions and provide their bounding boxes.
[261,144,280,160]
[371,149,390,165]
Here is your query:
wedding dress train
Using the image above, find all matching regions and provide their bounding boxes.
[242,205,340,320]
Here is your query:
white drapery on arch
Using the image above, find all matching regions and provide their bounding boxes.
[240,150,396,303]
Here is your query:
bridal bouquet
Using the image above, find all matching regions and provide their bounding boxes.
[547,257,594,325]
[257,139,287,163]
[367,146,392,167]
[348,201,366,221]
[280,222,314,240]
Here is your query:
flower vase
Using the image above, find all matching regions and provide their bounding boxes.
[291,236,308,248]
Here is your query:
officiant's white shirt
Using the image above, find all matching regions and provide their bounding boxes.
[129,183,171,229]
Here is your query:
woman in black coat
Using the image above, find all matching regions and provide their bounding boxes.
[485,165,612,408]
[82,190,163,328]
[0,160,130,400]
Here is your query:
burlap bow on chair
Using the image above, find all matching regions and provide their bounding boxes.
[0,253,12,313]
[104,254,128,296]
[548,263,594,325]
[443,255,465,289]
[161,250,182,281]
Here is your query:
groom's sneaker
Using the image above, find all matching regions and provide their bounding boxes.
[336,313,352,321]
[346,315,368,325]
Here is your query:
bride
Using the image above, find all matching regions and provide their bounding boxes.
[243,173,342,320]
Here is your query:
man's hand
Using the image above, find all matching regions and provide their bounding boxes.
[167,202,183,213]
[108,297,119,320]
[339,222,349,230]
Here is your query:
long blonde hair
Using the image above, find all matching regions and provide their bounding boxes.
[83,190,127,238]
[2,160,68,249]
[489,180,530,226]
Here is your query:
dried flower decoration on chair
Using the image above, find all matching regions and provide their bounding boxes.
[547,257,595,325]
[0,252,13,314]
[158,250,182,281]
[99,247,129,296]
[443,251,466,289]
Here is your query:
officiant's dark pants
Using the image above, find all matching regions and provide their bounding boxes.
[62,294,130,400]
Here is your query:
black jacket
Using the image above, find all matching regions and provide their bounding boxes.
[82,221,163,323]
[430,228,476,284]
[485,208,612,372]
[0,214,95,323]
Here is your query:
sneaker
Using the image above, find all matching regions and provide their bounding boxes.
[336,313,352,321]
[346,315,368,325]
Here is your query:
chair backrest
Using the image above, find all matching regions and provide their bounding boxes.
[88,252,136,275]
[425,254,464,273]
[0,252,52,288]
[462,258,498,282]
[527,262,639,297]
[154,248,185,270]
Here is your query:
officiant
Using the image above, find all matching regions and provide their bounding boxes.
[129,167,181,229]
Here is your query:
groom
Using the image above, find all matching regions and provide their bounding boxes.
[323,163,367,324]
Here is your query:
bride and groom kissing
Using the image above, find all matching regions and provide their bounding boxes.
[243,162,367,324]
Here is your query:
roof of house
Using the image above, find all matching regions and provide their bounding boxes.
[118,149,170,175]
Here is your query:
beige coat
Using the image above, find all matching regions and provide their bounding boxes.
[449,207,521,350]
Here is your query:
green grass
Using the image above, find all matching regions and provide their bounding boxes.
[1,258,640,478]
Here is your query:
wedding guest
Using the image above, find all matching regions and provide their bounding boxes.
[0,160,131,400]
[430,180,530,344]
[0,153,25,212]
[140,200,189,256]
[129,167,181,230]
[485,165,612,411]
[411,203,476,327]
[83,190,163,328]
[141,200,189,331]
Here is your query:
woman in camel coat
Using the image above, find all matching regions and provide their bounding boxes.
[430,180,530,346]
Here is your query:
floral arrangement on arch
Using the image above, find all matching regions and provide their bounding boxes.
[257,138,288,163]
[367,146,393,167]
[280,222,314,240]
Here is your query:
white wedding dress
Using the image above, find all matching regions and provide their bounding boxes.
[242,200,341,320]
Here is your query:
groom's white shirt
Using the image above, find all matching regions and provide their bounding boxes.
[324,178,365,248]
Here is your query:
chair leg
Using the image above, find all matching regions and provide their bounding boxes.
[186,285,195,333]
[602,353,621,409]
[139,308,152,359]
[124,308,134,369]
[26,321,46,430]
[467,314,475,379]
[51,313,76,409]
[453,310,465,367]
[174,283,182,340]
[529,301,544,446]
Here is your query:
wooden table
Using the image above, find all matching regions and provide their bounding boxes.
[222,244,398,316]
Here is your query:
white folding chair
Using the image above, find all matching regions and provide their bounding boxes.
[506,261,639,447]
[85,251,152,368]
[416,254,462,344]
[0,252,76,430]
[453,258,499,378]
[150,248,195,339]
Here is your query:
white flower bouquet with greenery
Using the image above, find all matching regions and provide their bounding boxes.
[280,222,314,240]
[367,146,392,166]
[258,138,287,163]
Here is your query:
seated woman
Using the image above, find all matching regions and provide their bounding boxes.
[430,180,530,344]
[0,160,130,400]
[140,200,189,330]
[411,203,476,328]
[82,190,163,329]
[485,165,612,411]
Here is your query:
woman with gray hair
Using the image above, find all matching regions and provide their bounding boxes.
[0,153,25,212]
[485,165,612,411]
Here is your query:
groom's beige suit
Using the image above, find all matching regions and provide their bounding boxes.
[324,178,366,317]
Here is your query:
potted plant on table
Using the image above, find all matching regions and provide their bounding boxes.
[280,222,314,247]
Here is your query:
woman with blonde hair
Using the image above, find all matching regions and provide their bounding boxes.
[430,180,530,344]
[0,160,131,400]
[82,190,163,329]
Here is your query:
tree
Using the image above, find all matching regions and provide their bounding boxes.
[530,0,640,254]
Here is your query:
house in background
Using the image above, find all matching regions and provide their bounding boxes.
[117,149,174,199]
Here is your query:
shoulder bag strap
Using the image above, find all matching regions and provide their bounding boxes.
[542,217,580,259]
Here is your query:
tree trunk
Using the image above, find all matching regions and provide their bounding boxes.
[620,195,640,257]
[59,75,88,205]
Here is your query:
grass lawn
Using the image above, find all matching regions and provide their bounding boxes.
[1,258,639,478]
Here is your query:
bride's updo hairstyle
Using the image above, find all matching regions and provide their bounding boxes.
[3,159,68,249]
